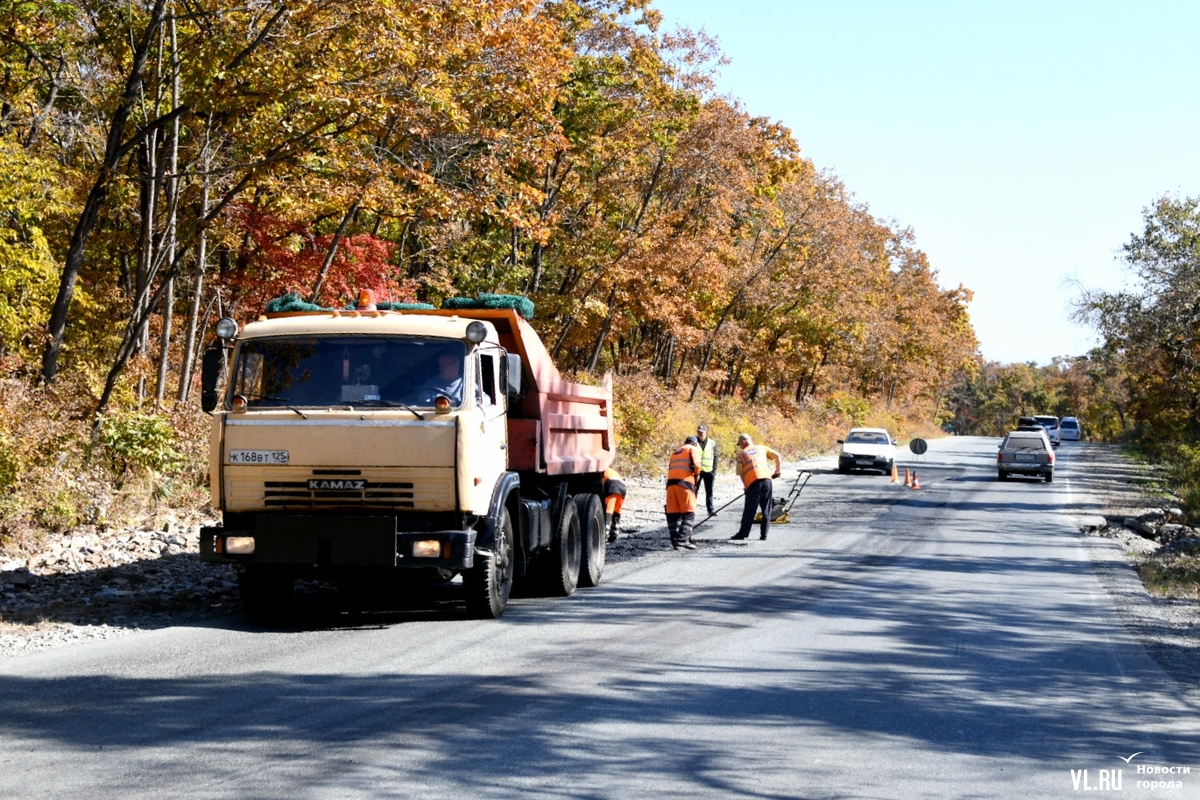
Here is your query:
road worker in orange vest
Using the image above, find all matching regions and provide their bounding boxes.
[665,435,702,550]
[731,433,783,541]
[603,466,626,543]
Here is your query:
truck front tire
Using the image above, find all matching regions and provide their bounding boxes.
[575,493,606,588]
[465,507,515,619]
[238,566,295,625]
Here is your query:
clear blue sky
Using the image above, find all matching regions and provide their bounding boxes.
[651,0,1200,365]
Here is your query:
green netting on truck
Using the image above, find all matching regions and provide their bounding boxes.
[441,294,535,320]
[377,301,436,311]
[265,293,326,313]
[265,293,437,313]
[265,293,530,317]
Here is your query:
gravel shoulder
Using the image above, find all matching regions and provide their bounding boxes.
[1064,442,1200,704]
[2,442,1198,696]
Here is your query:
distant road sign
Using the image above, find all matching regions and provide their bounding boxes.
[909,438,928,455]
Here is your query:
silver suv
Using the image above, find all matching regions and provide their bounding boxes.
[998,429,1055,482]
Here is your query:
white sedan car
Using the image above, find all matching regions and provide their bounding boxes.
[837,427,898,475]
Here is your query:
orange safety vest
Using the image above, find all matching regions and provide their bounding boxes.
[603,467,626,498]
[667,445,700,488]
[736,444,774,488]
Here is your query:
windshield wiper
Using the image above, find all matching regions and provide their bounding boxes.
[247,396,308,418]
[354,399,425,420]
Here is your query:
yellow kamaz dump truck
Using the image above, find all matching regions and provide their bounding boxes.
[198,295,615,620]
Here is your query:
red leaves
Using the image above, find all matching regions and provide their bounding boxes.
[222,205,415,312]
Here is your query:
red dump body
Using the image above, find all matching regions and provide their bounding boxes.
[404,307,614,476]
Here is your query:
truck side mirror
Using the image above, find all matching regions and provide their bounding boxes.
[201,346,226,414]
[504,353,522,397]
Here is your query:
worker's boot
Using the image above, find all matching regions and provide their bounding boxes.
[607,513,620,543]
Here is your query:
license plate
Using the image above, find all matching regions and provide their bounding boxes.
[1015,454,1036,462]
[856,458,873,465]
[228,449,289,465]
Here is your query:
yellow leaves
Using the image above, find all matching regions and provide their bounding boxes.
[0,0,978,422]
[0,137,70,360]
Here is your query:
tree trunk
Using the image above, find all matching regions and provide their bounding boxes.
[177,122,213,402]
[41,0,170,384]
[586,286,618,373]
[309,201,360,303]
[96,246,192,417]
[156,21,181,408]
[688,225,796,401]
[155,279,174,406]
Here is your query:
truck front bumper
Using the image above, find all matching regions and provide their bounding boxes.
[200,515,477,570]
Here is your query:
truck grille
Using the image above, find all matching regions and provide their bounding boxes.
[223,467,455,511]
[263,478,415,507]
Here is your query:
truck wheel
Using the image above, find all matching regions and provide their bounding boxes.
[465,508,515,619]
[238,566,295,625]
[575,493,606,588]
[543,497,582,596]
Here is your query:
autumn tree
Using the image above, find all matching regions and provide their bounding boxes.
[1076,195,1200,447]
[0,0,980,433]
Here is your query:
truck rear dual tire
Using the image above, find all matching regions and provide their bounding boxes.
[575,493,606,588]
[521,491,605,599]
[466,507,515,619]
[539,499,582,597]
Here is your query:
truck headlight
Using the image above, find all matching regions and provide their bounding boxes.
[216,317,239,340]
[224,536,255,555]
[412,540,442,558]
[465,321,487,343]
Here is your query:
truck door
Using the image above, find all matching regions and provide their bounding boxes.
[474,349,510,484]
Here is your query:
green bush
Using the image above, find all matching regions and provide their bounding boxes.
[96,411,185,477]
[34,486,77,533]
[0,435,21,491]
[1161,443,1200,521]
[824,392,870,427]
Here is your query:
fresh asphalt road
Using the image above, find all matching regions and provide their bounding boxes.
[1,437,1197,799]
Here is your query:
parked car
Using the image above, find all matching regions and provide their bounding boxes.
[1033,414,1060,446]
[1059,416,1081,441]
[997,428,1055,482]
[838,427,898,475]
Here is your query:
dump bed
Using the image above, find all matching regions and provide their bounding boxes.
[410,308,614,476]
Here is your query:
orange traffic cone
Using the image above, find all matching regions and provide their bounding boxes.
[903,468,912,487]
[891,462,900,483]
[910,470,922,490]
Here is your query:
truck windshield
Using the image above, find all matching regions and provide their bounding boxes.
[231,336,466,408]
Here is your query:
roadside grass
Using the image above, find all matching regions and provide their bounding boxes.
[1110,444,1200,600]
[1136,554,1200,601]
[0,377,211,560]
